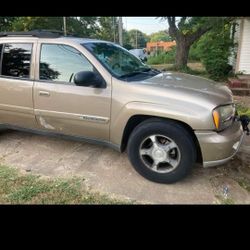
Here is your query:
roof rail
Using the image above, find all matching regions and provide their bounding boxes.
[0,30,65,38]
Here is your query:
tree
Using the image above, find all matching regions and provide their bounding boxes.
[65,17,99,38]
[12,17,63,31]
[126,29,149,49]
[150,30,172,42]
[0,17,17,32]
[11,17,99,37]
[162,17,235,69]
[123,30,134,50]
[96,17,119,42]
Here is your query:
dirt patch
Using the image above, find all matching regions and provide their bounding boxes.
[210,176,250,204]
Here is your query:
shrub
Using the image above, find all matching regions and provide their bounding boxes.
[203,57,233,81]
[194,23,234,81]
[189,43,202,62]
[147,47,176,65]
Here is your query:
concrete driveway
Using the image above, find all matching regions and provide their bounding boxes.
[0,130,250,204]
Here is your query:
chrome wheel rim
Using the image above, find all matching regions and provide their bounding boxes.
[139,134,181,173]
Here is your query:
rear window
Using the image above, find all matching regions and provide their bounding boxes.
[0,43,32,79]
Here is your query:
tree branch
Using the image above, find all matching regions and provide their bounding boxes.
[187,26,213,45]
[167,16,180,40]
[186,17,236,46]
[178,17,187,29]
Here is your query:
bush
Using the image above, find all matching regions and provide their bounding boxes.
[203,57,233,81]
[194,24,234,81]
[189,43,202,62]
[147,45,201,66]
[147,47,176,65]
[236,104,250,117]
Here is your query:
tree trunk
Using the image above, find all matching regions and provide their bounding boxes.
[166,16,218,70]
[175,38,191,69]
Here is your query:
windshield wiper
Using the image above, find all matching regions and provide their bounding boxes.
[119,68,152,78]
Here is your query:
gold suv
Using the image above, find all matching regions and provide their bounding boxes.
[0,31,244,183]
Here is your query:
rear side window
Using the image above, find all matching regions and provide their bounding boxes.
[1,43,32,79]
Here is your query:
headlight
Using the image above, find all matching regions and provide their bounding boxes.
[212,104,235,131]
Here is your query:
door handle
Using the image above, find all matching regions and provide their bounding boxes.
[39,91,50,97]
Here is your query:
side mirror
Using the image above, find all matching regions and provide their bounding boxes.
[74,71,105,88]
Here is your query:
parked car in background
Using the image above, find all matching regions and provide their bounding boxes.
[0,31,245,184]
[129,48,148,62]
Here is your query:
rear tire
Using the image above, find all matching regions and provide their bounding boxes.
[127,119,196,184]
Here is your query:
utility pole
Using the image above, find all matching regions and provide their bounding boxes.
[118,17,123,46]
[135,30,138,49]
[113,17,116,43]
[63,17,67,36]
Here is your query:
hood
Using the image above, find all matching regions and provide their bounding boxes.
[139,72,233,106]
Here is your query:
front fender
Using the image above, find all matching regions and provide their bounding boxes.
[110,101,214,147]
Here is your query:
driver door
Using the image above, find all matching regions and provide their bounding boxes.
[33,43,111,141]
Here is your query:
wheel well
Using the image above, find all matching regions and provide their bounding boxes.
[121,115,203,164]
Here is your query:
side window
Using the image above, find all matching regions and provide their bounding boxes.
[40,44,94,83]
[1,43,32,79]
[0,44,3,73]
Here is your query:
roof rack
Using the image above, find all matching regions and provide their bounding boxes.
[0,30,66,38]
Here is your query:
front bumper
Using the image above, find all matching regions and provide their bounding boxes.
[195,121,244,167]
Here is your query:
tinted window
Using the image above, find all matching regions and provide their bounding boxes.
[0,44,3,73]
[40,44,94,83]
[83,42,150,78]
[1,43,32,78]
[0,44,2,58]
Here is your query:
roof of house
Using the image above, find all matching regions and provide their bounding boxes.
[146,41,176,48]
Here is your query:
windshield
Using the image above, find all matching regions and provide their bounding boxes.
[83,42,154,79]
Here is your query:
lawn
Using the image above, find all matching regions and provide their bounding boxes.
[149,62,210,79]
[0,165,126,204]
[150,62,205,72]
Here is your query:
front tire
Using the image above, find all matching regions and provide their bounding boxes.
[127,119,196,184]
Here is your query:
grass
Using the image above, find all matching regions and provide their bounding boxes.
[0,165,127,204]
[147,52,175,65]
[236,104,250,117]
[236,178,250,192]
[215,195,235,205]
[150,62,210,80]
[149,62,235,82]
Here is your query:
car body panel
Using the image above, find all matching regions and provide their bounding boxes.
[0,38,38,129]
[109,74,233,146]
[196,120,244,165]
[33,81,111,140]
[0,78,38,129]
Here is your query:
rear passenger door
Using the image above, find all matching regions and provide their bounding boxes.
[0,41,37,129]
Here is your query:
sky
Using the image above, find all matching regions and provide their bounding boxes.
[123,17,169,35]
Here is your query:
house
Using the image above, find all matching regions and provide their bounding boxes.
[228,17,250,96]
[146,41,176,55]
[230,17,250,75]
